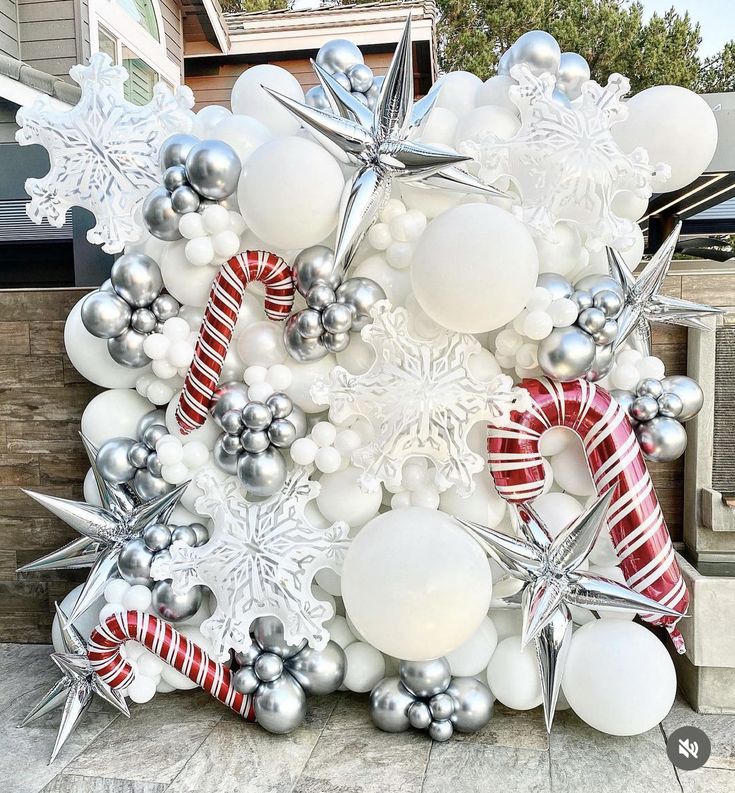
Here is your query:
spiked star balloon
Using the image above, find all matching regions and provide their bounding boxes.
[19,604,129,763]
[264,17,506,275]
[608,222,723,355]
[456,490,683,731]
[18,433,187,623]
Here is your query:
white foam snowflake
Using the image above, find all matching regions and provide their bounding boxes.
[311,301,529,496]
[16,53,194,253]
[151,467,350,660]
[462,65,669,250]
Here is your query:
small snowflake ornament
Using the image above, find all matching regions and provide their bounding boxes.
[462,65,669,250]
[16,53,195,253]
[311,302,528,496]
[151,467,350,660]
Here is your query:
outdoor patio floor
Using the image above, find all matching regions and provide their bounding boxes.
[1,642,734,793]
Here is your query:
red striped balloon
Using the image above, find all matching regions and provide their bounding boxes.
[176,250,295,435]
[87,610,256,720]
[488,377,688,651]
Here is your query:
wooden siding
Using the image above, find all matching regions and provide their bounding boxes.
[185,51,394,110]
[0,0,19,60]
[16,0,80,79]
[161,0,183,76]
[0,98,18,143]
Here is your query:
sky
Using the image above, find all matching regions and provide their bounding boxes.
[642,1,735,57]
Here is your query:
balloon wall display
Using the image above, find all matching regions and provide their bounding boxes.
[16,18,714,761]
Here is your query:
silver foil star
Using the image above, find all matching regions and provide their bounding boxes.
[19,603,129,763]
[609,222,723,354]
[456,490,682,731]
[264,17,505,275]
[18,434,186,624]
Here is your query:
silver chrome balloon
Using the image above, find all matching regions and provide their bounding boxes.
[322,302,355,334]
[297,308,324,339]
[284,314,329,362]
[408,700,432,729]
[306,283,336,311]
[240,429,270,454]
[538,326,596,381]
[213,436,240,475]
[128,441,151,469]
[191,522,209,546]
[266,392,293,419]
[292,245,341,295]
[237,447,288,497]
[322,331,350,353]
[252,616,307,659]
[130,308,157,334]
[577,307,606,334]
[657,392,683,418]
[636,377,664,399]
[369,677,414,732]
[536,273,573,301]
[133,468,174,501]
[162,164,188,192]
[305,85,332,112]
[428,719,453,742]
[611,389,636,418]
[254,652,284,683]
[242,401,273,431]
[81,290,131,339]
[446,677,494,733]
[146,452,162,477]
[635,416,688,462]
[142,423,169,449]
[556,52,591,100]
[508,30,561,78]
[315,38,364,75]
[151,579,203,621]
[117,538,155,586]
[111,253,163,308]
[347,63,374,93]
[142,522,171,552]
[592,289,622,318]
[96,438,137,484]
[142,187,182,241]
[185,139,241,201]
[661,375,704,421]
[220,409,244,436]
[171,524,198,546]
[399,658,451,699]
[171,185,201,214]
[211,382,250,427]
[286,642,346,695]
[137,409,167,437]
[254,673,307,734]
[107,327,150,368]
[151,294,180,322]
[267,419,297,449]
[160,133,200,170]
[336,277,386,330]
[428,692,454,721]
[630,396,659,422]
[584,343,614,382]
[233,665,260,694]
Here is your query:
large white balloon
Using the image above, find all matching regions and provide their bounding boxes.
[613,85,718,192]
[486,635,543,710]
[316,465,383,527]
[411,203,538,333]
[531,492,584,537]
[284,353,338,413]
[51,584,106,652]
[549,439,596,496]
[562,620,677,735]
[64,297,151,388]
[341,507,493,660]
[454,106,520,147]
[445,616,498,677]
[439,473,506,528]
[159,239,218,307]
[433,71,483,117]
[164,393,221,448]
[475,75,518,114]
[235,320,288,367]
[215,114,272,164]
[238,136,344,250]
[81,389,152,446]
[230,64,304,136]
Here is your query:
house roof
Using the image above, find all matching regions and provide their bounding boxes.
[0,53,80,108]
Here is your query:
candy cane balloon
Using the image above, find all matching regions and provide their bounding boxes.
[488,378,688,651]
[176,250,295,434]
[88,610,255,720]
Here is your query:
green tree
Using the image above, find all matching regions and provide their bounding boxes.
[697,41,735,93]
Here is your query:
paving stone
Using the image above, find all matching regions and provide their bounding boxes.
[449,702,549,752]
[676,766,735,793]
[662,696,735,770]
[43,775,167,793]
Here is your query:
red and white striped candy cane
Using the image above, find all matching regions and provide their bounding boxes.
[176,250,295,435]
[87,610,255,720]
[488,377,688,652]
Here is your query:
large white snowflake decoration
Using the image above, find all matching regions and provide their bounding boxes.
[311,302,529,496]
[462,65,669,249]
[151,467,350,660]
[16,53,194,253]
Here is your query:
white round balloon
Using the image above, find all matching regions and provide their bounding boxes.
[164,393,221,448]
[439,473,506,528]
[238,136,344,250]
[215,114,272,164]
[343,642,386,693]
[159,240,218,307]
[454,106,520,147]
[445,616,498,677]
[341,507,493,660]
[433,71,483,117]
[531,492,584,536]
[81,389,153,446]
[317,465,383,527]
[411,203,538,333]
[51,584,106,652]
[285,353,338,413]
[562,620,677,735]
[486,635,542,710]
[230,64,305,136]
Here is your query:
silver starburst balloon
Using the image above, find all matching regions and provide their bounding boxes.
[263,17,506,275]
[608,222,723,355]
[19,603,129,763]
[456,490,683,731]
[17,433,187,624]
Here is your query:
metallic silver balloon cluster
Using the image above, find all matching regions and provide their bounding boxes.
[613,375,704,462]
[283,245,386,362]
[81,253,180,367]
[537,273,623,382]
[142,133,241,241]
[211,382,307,496]
[232,615,345,734]
[95,410,174,501]
[306,38,383,112]
[370,656,493,742]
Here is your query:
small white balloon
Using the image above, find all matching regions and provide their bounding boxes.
[317,465,383,527]
[325,614,355,649]
[192,105,231,138]
[475,75,518,114]
[486,635,542,710]
[454,106,520,147]
[531,492,584,537]
[487,609,523,643]
[439,473,506,529]
[550,441,596,496]
[81,389,152,446]
[159,239,218,307]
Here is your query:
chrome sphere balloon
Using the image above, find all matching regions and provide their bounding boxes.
[267,419,297,449]
[185,140,241,201]
[538,326,596,381]
[233,665,260,695]
[584,343,614,382]
[611,389,636,418]
[81,290,131,338]
[630,396,659,423]
[336,277,386,330]
[555,52,591,100]
[96,437,136,483]
[160,133,200,169]
[635,416,688,462]
[399,658,452,698]
[211,382,250,427]
[286,642,346,695]
[251,615,307,658]
[536,272,573,300]
[117,538,155,586]
[147,452,163,477]
[508,30,561,77]
[657,392,683,419]
[305,85,332,112]
[191,522,209,545]
[142,522,172,552]
[636,378,664,399]
[151,580,203,622]
[111,253,163,308]
[128,441,151,469]
[254,652,284,683]
[254,673,307,734]
[133,468,173,501]
[283,314,329,362]
[171,525,198,546]
[369,677,414,732]
[296,308,324,339]
[152,294,180,322]
[137,408,167,437]
[322,331,350,353]
[170,185,201,214]
[346,63,374,93]
[130,308,157,334]
[322,302,355,334]
[242,401,272,431]
[107,327,150,368]
[240,429,270,454]
[237,446,287,497]
[661,375,704,421]
[143,187,182,241]
[315,38,364,75]
[293,245,341,295]
[446,677,494,733]
[162,164,188,192]
[428,692,454,721]
[266,392,293,419]
[408,701,432,730]
[428,719,454,742]
[213,436,240,475]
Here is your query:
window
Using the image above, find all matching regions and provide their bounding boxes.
[90,0,180,96]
